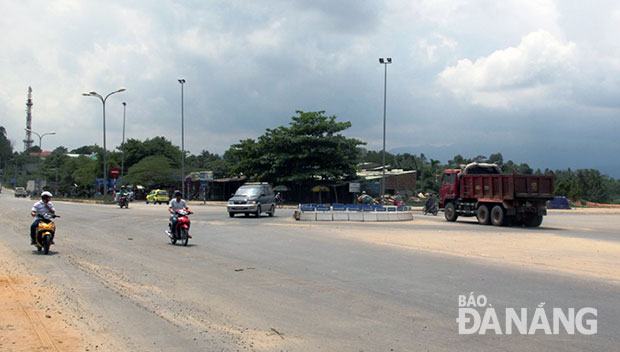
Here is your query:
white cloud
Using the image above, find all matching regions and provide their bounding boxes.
[418,33,458,62]
[438,30,577,109]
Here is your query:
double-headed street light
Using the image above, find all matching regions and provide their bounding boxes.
[178,79,186,199]
[82,87,127,197]
[379,57,392,204]
[24,128,55,194]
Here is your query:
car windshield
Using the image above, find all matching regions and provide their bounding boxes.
[158,191,168,195]
[235,187,260,197]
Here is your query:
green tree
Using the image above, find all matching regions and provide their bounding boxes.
[70,156,98,195]
[124,155,178,187]
[122,137,182,170]
[487,153,504,167]
[70,145,99,154]
[0,126,13,166]
[228,110,364,183]
[448,154,470,168]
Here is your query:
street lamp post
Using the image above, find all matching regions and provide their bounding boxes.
[178,79,186,199]
[24,128,55,194]
[379,57,392,204]
[82,88,126,197]
[121,102,127,180]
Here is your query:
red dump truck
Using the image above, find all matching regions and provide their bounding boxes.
[439,163,554,227]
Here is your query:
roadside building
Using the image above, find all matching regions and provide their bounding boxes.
[355,164,417,198]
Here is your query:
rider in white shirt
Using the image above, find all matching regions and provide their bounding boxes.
[167,191,191,237]
[30,191,56,245]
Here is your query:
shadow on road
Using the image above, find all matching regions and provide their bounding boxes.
[30,250,59,256]
[455,220,565,232]
[166,243,198,248]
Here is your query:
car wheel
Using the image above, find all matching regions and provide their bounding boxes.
[255,205,261,217]
[229,212,234,218]
[268,205,275,217]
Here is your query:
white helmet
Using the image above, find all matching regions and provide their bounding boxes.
[41,191,53,199]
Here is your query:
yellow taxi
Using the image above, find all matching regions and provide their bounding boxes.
[145,189,170,204]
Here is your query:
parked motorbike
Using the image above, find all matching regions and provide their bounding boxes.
[34,213,59,254]
[119,195,129,209]
[423,203,439,216]
[168,209,193,246]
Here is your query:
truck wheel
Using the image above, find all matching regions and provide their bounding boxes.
[524,215,543,227]
[444,203,458,222]
[476,205,491,225]
[490,205,505,226]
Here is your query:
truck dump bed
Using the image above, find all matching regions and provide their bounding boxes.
[459,174,554,200]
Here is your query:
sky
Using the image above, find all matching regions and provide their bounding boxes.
[1,0,619,176]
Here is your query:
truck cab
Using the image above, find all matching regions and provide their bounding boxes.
[439,169,459,209]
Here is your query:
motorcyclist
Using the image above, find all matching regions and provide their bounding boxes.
[30,191,56,245]
[118,186,129,207]
[167,191,191,238]
[425,194,436,213]
[393,191,404,206]
[275,192,282,206]
[357,191,374,205]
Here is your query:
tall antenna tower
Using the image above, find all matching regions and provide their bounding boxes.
[23,86,34,151]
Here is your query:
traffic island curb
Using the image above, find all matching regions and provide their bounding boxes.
[294,209,414,222]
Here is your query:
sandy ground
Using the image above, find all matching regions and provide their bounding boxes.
[0,241,111,352]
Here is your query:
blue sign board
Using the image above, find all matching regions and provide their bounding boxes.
[94,178,115,188]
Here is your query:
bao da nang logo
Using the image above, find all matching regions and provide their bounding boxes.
[457,293,597,335]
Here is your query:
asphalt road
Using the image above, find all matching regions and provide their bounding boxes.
[1,194,619,351]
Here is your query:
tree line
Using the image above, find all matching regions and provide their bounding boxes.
[1,112,619,203]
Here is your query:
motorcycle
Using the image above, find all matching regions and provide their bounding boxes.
[423,202,439,216]
[167,209,193,246]
[119,195,129,209]
[34,213,59,254]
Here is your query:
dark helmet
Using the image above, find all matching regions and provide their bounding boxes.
[174,190,182,197]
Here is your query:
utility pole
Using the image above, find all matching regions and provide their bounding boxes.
[121,102,127,180]
[178,79,186,199]
[379,57,392,204]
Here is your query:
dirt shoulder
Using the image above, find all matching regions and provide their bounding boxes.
[0,242,108,352]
